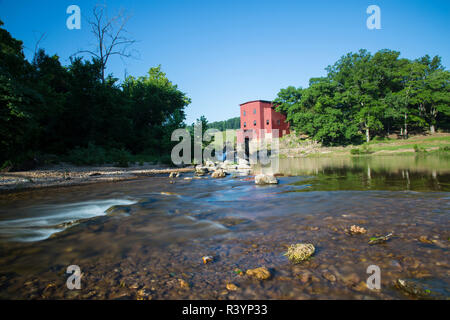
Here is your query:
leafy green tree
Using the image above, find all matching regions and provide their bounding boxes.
[0,20,39,165]
[275,49,449,146]
[410,56,449,133]
[122,65,190,156]
[209,117,241,131]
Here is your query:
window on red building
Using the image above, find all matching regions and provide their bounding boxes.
[244,122,246,127]
[253,109,256,114]
[243,111,246,116]
[253,120,256,126]
[277,119,280,125]
[266,120,269,125]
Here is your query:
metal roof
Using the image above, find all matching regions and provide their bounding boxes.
[239,100,273,106]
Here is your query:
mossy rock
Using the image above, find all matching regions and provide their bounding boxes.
[284,243,315,263]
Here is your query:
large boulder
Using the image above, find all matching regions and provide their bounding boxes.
[223,160,234,166]
[211,168,226,178]
[195,166,207,176]
[238,158,249,166]
[205,160,215,167]
[255,174,278,185]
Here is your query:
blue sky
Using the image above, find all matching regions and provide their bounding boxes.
[1,0,449,124]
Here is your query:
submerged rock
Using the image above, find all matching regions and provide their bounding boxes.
[418,236,434,244]
[284,243,315,263]
[395,278,450,300]
[322,271,336,282]
[255,174,278,185]
[202,256,213,264]
[178,279,190,289]
[246,267,271,280]
[105,205,131,217]
[349,225,367,235]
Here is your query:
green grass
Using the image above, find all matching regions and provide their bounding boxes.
[300,134,450,158]
[349,135,450,154]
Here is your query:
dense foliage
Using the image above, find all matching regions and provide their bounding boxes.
[208,117,240,131]
[0,21,190,169]
[275,49,450,146]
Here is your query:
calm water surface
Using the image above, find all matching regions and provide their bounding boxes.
[0,155,448,299]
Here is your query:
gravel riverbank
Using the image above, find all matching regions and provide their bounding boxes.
[0,164,194,194]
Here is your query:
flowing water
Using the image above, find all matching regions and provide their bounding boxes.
[0,155,449,299]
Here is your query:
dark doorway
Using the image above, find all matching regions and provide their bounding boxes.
[244,138,249,160]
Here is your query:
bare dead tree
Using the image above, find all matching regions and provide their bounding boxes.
[32,32,47,64]
[72,5,137,83]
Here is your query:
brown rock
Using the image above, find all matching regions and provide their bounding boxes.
[322,271,336,282]
[246,267,271,280]
[136,289,152,300]
[178,279,190,289]
[418,236,433,244]
[226,283,238,291]
[342,273,360,286]
[298,271,311,283]
[353,281,368,292]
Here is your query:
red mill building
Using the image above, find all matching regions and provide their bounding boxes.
[237,100,290,144]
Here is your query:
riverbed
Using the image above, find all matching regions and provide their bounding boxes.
[0,155,448,299]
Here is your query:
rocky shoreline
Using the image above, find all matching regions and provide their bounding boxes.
[0,164,195,194]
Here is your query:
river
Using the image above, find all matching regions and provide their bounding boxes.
[0,155,448,299]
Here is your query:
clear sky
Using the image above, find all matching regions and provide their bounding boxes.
[1,0,449,124]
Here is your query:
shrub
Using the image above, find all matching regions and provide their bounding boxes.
[372,136,390,142]
[109,148,131,167]
[159,154,173,166]
[0,160,13,172]
[414,144,427,153]
[65,143,107,166]
[350,144,372,155]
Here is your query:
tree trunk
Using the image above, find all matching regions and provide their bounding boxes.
[404,112,408,139]
[430,106,437,134]
[430,124,436,134]
[365,127,370,143]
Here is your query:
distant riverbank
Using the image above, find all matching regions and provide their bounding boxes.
[279,133,450,158]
